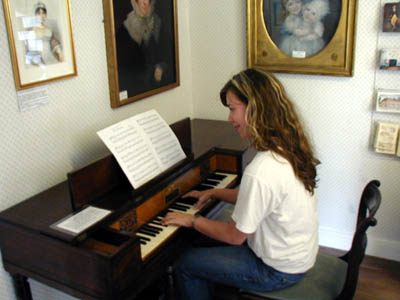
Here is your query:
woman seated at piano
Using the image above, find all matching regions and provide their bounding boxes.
[162,68,320,300]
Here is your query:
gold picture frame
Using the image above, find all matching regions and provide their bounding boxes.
[247,0,358,76]
[2,0,77,90]
[102,0,180,108]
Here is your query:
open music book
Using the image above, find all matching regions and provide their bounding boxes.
[97,109,187,189]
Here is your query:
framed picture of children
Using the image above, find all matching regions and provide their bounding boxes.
[383,2,400,32]
[2,0,77,90]
[247,0,357,76]
[103,0,180,108]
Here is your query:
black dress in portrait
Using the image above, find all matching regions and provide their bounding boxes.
[116,1,175,98]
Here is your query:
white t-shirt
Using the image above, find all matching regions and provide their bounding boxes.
[232,151,319,274]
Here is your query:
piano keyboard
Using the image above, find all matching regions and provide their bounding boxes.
[136,171,237,259]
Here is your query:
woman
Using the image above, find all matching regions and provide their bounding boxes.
[116,0,174,97]
[162,68,320,300]
[25,2,63,66]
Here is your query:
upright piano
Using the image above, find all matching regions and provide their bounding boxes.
[0,119,255,300]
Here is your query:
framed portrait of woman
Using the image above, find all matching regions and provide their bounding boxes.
[247,0,357,76]
[2,0,77,89]
[103,0,180,108]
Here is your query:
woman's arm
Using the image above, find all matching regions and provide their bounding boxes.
[184,188,239,209]
[161,212,248,245]
[193,217,248,245]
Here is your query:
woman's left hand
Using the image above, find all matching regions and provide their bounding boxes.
[161,211,194,228]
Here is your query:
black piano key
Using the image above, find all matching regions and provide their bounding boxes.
[143,224,163,232]
[139,236,151,241]
[158,209,174,217]
[178,197,197,205]
[194,184,211,191]
[150,220,167,227]
[207,173,227,180]
[170,203,190,211]
[201,179,218,186]
[158,211,167,217]
[138,229,157,237]
[140,241,147,245]
[140,226,160,234]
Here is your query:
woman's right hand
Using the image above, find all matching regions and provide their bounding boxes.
[182,189,214,209]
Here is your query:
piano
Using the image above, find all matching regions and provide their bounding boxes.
[0,119,255,300]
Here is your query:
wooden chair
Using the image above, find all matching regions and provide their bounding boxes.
[236,180,382,300]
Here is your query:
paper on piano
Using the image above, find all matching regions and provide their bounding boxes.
[54,206,111,235]
[97,109,186,189]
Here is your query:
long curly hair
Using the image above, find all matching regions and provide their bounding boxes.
[220,68,320,194]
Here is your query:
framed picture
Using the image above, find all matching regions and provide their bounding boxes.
[379,48,400,70]
[102,0,180,108]
[383,2,400,32]
[2,0,77,90]
[376,89,400,114]
[247,0,357,76]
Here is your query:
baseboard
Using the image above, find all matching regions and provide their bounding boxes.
[319,226,400,262]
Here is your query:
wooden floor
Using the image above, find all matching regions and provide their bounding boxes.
[322,247,400,300]
[354,255,400,300]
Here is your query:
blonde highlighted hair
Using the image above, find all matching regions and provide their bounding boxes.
[220,68,320,194]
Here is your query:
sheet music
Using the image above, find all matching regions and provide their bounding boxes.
[97,110,186,188]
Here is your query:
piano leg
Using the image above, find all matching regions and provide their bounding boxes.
[11,274,33,300]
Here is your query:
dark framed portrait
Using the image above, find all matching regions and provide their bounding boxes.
[383,2,400,33]
[247,0,357,76]
[102,0,180,108]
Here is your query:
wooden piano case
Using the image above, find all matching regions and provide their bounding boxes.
[0,119,255,300]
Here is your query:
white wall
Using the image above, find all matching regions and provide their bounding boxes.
[189,0,400,262]
[0,0,399,300]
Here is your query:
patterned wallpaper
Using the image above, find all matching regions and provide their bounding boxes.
[0,1,399,300]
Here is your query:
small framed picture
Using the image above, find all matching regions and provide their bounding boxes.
[2,0,77,90]
[383,2,400,32]
[376,89,400,113]
[379,48,400,70]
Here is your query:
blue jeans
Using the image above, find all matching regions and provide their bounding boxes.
[173,244,305,300]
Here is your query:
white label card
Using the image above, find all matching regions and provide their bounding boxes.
[55,206,111,234]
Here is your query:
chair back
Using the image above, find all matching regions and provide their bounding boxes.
[337,180,381,299]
